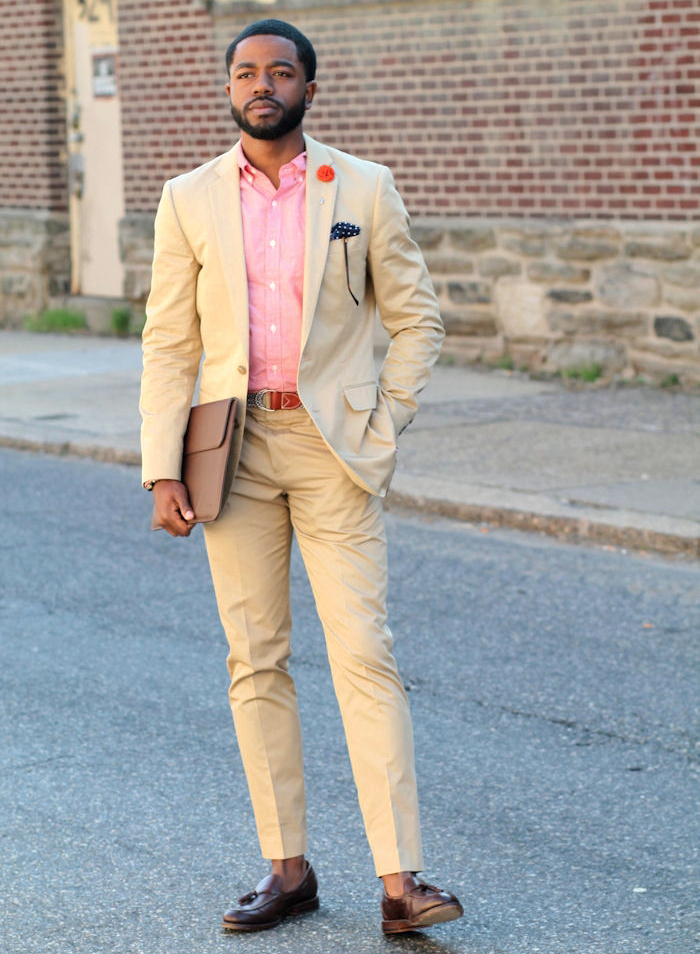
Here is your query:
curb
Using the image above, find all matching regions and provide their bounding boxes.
[384,490,700,560]
[0,435,140,467]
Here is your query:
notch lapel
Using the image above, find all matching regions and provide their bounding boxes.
[208,144,249,355]
[302,136,337,350]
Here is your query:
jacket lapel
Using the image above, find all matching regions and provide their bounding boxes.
[302,136,337,350]
[208,144,249,355]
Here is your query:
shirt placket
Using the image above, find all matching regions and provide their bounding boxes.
[264,187,283,390]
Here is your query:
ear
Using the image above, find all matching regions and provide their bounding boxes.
[305,80,317,109]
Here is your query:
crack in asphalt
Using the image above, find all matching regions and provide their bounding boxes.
[472,698,700,766]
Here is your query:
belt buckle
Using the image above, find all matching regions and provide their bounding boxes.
[280,392,299,410]
[254,389,274,411]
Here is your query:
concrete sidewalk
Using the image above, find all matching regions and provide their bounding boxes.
[1,329,698,557]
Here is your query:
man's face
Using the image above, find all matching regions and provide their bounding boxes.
[226,34,316,141]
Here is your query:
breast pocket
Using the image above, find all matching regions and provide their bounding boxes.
[329,236,367,301]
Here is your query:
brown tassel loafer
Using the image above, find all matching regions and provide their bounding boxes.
[381,879,464,934]
[222,863,319,932]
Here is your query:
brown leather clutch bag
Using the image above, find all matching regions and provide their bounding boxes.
[151,397,238,530]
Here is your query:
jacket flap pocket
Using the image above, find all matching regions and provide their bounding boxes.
[183,399,233,455]
[343,382,378,411]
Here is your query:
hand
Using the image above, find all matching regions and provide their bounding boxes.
[152,480,196,537]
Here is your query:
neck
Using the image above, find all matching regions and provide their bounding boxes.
[239,128,305,189]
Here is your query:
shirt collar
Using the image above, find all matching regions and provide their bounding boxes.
[237,148,307,180]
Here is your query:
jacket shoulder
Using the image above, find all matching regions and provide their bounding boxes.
[165,149,236,196]
[305,135,388,180]
[327,146,386,177]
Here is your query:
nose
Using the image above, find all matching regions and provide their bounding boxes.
[252,71,273,97]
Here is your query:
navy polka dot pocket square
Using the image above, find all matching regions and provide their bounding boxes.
[330,221,361,240]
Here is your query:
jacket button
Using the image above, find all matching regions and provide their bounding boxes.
[237,365,247,375]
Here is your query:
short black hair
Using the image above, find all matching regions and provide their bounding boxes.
[225,19,316,82]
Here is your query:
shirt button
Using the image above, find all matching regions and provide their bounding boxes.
[269,282,276,290]
[271,365,278,372]
[237,365,247,375]
[269,239,276,247]
[271,200,277,207]
[270,324,277,333]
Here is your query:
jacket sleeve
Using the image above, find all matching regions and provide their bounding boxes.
[367,166,444,436]
[139,181,203,483]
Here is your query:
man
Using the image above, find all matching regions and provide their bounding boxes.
[140,18,462,935]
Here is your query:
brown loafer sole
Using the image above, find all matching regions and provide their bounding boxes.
[382,899,463,934]
[222,895,319,932]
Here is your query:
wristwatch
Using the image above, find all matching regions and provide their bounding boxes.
[143,479,159,491]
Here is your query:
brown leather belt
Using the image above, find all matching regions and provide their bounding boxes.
[247,390,303,411]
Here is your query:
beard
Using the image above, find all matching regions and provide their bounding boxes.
[230,92,307,140]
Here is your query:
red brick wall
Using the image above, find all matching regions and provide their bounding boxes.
[298,0,700,218]
[118,0,699,219]
[0,0,67,210]
[118,0,231,213]
[0,0,696,218]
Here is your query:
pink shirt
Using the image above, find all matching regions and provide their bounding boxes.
[237,147,306,392]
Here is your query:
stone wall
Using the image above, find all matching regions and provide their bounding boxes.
[120,213,700,384]
[0,211,71,327]
[0,0,68,326]
[421,218,700,383]
[119,213,155,305]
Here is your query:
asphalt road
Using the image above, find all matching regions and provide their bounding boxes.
[1,448,698,954]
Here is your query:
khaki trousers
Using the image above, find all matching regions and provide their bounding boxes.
[203,407,423,876]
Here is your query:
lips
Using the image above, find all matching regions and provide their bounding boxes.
[247,99,280,116]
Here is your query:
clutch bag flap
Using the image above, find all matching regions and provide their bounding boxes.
[151,397,238,530]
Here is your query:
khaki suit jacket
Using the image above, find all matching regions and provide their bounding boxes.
[140,135,444,497]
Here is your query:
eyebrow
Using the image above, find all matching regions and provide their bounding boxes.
[233,59,298,71]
